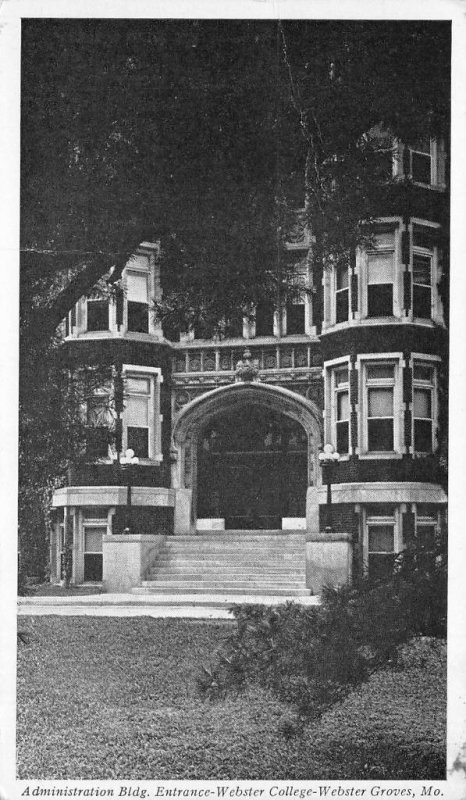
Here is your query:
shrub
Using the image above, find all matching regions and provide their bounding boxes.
[198,532,447,720]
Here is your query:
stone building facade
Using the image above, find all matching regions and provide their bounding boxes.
[51,137,448,592]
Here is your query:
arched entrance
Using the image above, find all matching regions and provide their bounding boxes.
[171,383,322,534]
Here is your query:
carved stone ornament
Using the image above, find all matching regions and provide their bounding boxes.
[235,349,260,382]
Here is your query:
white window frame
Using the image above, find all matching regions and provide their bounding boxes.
[323,356,352,459]
[409,353,440,456]
[122,364,163,463]
[356,353,405,459]
[362,505,403,577]
[359,225,403,321]
[409,219,442,325]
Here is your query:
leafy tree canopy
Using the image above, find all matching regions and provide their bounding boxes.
[21,19,450,338]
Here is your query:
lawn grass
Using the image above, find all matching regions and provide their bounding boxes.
[17,616,446,780]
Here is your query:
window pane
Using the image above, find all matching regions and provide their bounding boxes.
[336,420,349,454]
[335,368,349,386]
[367,284,393,317]
[255,301,274,336]
[368,388,393,417]
[84,554,103,582]
[413,254,431,285]
[128,301,149,333]
[414,388,431,418]
[84,528,104,553]
[411,151,431,183]
[127,272,148,303]
[413,285,431,318]
[87,396,112,426]
[337,391,349,420]
[127,396,148,426]
[366,364,394,381]
[368,525,394,552]
[87,300,108,331]
[336,289,349,323]
[286,303,305,335]
[368,419,393,451]
[413,363,434,382]
[414,419,433,452]
[337,266,349,290]
[368,253,394,284]
[413,225,434,249]
[127,427,149,458]
[86,428,109,459]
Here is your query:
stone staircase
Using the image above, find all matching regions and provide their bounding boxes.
[132,531,310,597]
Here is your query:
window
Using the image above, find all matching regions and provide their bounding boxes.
[412,254,432,318]
[367,252,394,317]
[86,394,113,459]
[335,265,350,323]
[358,355,403,456]
[409,138,432,185]
[122,366,162,462]
[125,376,151,458]
[86,298,109,331]
[366,364,395,451]
[127,271,149,333]
[325,360,351,455]
[83,525,104,582]
[364,506,401,582]
[285,301,305,335]
[334,367,350,454]
[412,362,435,453]
[255,301,275,337]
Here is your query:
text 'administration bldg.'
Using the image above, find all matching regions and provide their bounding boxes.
[51,136,448,596]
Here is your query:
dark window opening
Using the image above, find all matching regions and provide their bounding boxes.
[127,426,149,459]
[87,300,109,331]
[336,420,349,454]
[84,554,103,582]
[86,428,110,460]
[368,419,393,451]
[411,151,431,184]
[414,419,433,453]
[286,303,305,335]
[128,301,149,333]
[413,286,432,318]
[336,290,349,323]
[255,301,275,337]
[367,284,393,317]
[368,525,395,582]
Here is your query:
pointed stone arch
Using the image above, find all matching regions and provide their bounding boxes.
[171,382,323,534]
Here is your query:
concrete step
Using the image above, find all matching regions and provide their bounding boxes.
[141,580,307,590]
[134,585,310,596]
